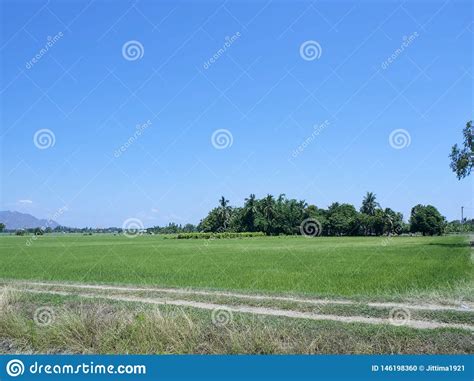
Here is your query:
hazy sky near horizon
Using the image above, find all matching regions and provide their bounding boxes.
[0,0,472,228]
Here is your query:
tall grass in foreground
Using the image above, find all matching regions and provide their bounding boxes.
[0,292,471,354]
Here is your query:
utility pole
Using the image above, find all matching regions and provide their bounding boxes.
[461,206,464,224]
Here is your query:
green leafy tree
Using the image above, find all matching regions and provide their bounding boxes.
[355,212,371,235]
[34,227,44,235]
[382,208,403,235]
[371,209,386,236]
[409,204,445,236]
[305,204,328,235]
[450,120,473,179]
[198,208,221,232]
[327,203,358,236]
[182,223,197,233]
[229,207,245,232]
[0,223,5,232]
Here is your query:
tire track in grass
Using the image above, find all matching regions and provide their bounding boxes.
[6,286,474,331]
[4,279,472,313]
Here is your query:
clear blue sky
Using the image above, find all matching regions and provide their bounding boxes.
[1,0,472,228]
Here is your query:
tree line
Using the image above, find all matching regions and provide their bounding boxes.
[147,192,450,237]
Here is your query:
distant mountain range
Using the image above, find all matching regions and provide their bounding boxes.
[0,211,59,230]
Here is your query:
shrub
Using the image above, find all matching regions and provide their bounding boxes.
[175,232,265,239]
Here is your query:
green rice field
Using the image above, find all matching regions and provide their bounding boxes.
[0,234,471,298]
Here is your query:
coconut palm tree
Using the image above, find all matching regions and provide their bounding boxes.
[360,192,379,216]
[243,194,257,231]
[259,194,276,235]
[217,196,231,230]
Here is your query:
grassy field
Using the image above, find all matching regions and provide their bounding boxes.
[1,292,472,354]
[1,234,472,354]
[0,234,471,298]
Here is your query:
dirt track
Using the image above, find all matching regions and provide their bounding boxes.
[3,280,473,331]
